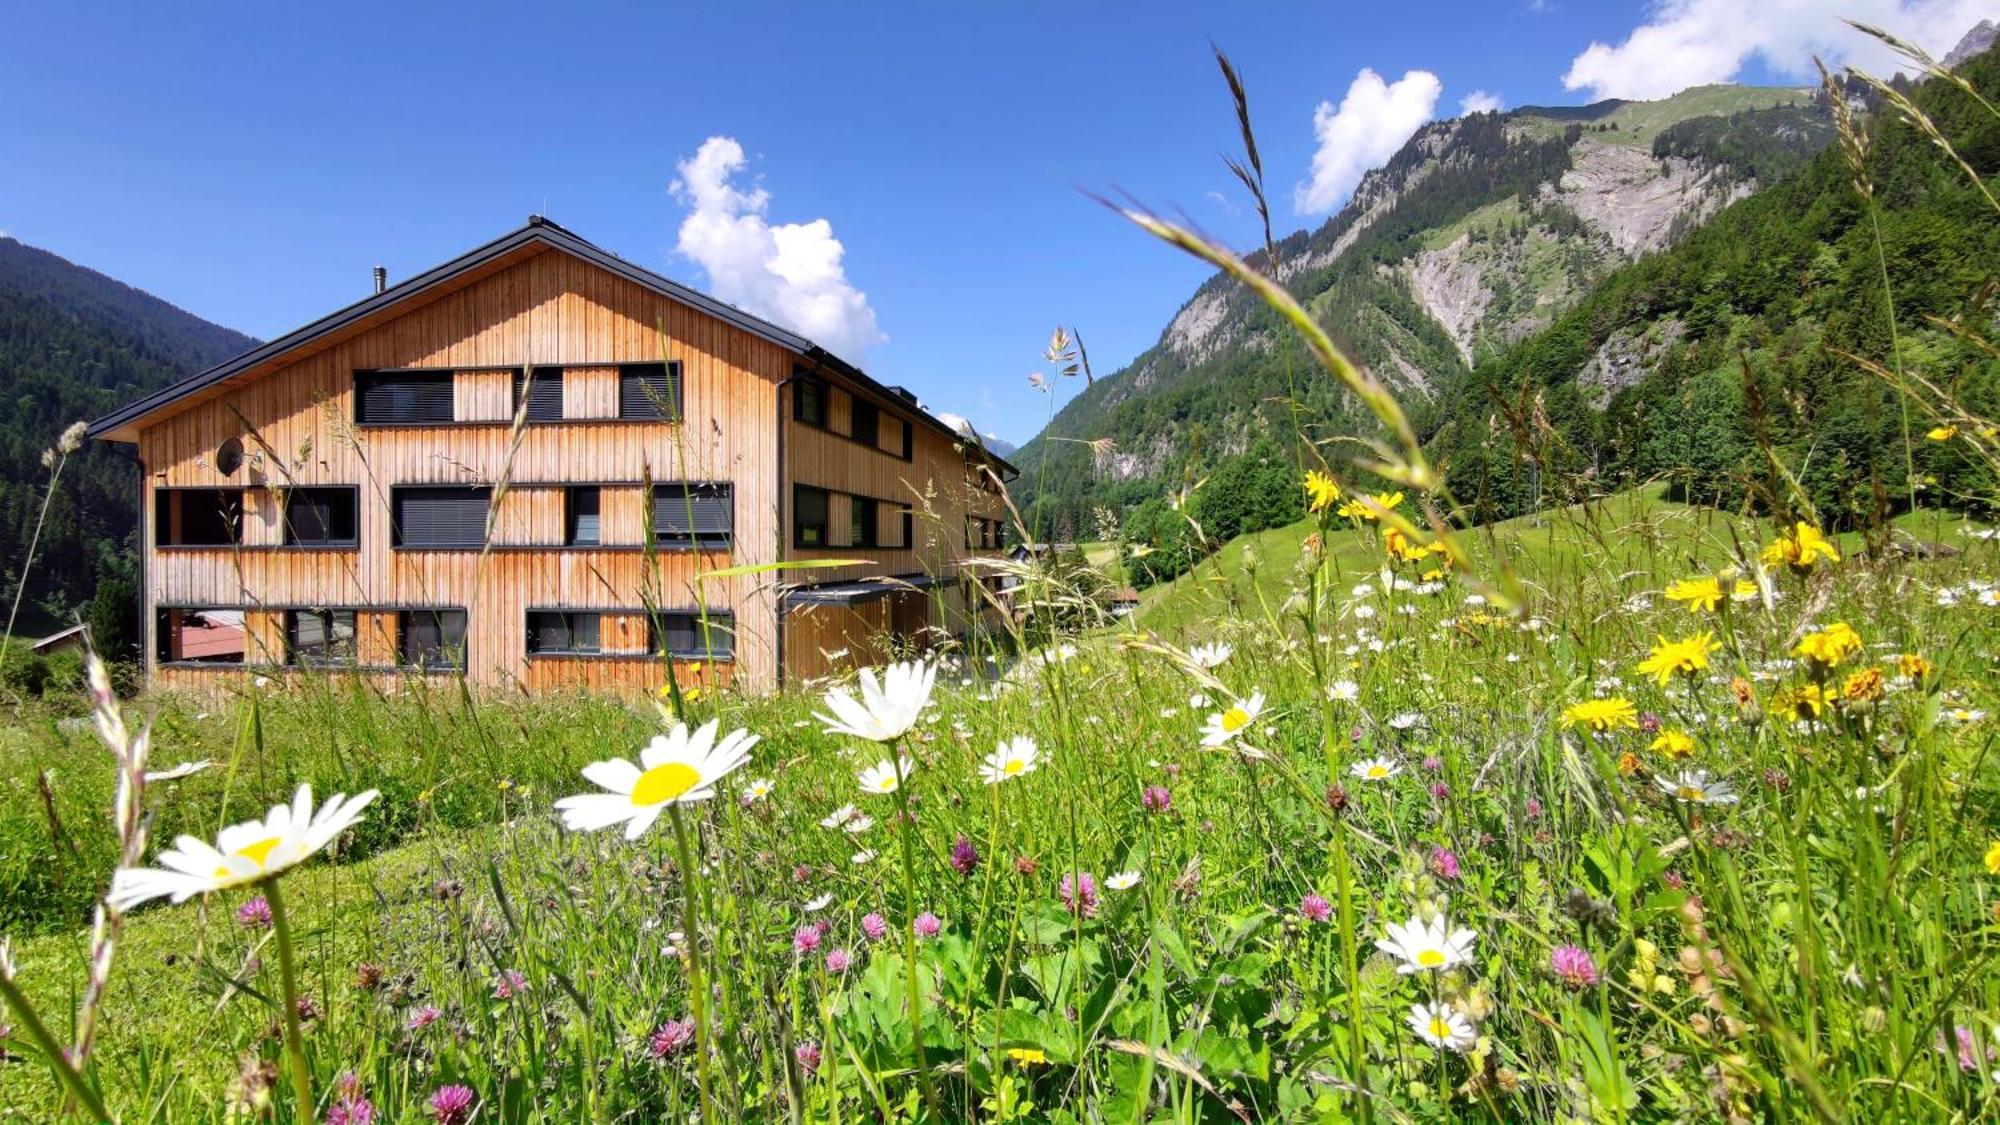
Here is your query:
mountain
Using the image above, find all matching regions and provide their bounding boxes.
[1016,83,1835,538]
[0,238,256,642]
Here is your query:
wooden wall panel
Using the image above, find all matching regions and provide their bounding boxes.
[564,366,619,420]
[491,488,562,546]
[456,370,515,422]
[601,487,648,543]
[243,488,284,547]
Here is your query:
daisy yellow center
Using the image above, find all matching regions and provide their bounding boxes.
[216,835,283,876]
[1417,949,1446,968]
[631,762,702,806]
[1221,707,1251,732]
[874,776,899,793]
[1367,765,1389,778]
[1428,1017,1452,1039]
[1677,785,1706,802]
[1003,758,1026,775]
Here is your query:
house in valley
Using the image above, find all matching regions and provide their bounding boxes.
[87,218,1016,693]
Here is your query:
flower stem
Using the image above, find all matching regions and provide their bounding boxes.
[0,964,111,1121]
[668,805,718,1124]
[1331,825,1371,1124]
[889,749,939,1113]
[262,879,315,1121]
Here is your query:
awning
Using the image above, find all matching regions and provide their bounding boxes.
[782,573,948,608]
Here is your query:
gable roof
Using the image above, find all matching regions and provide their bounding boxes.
[87,217,1016,475]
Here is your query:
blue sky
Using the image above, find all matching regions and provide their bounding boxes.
[3,1,1982,443]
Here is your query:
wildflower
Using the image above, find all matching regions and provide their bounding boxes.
[1350,757,1399,781]
[861,912,888,940]
[236,896,273,929]
[1636,632,1718,687]
[1840,667,1885,706]
[815,660,937,741]
[1928,424,1958,441]
[1658,769,1738,805]
[820,804,861,829]
[1936,1025,1994,1072]
[1897,653,1935,683]
[1984,841,2000,875]
[1014,854,1039,875]
[804,892,834,912]
[1300,893,1333,922]
[554,720,757,840]
[850,848,878,865]
[1650,729,1695,758]
[108,784,378,909]
[843,815,875,834]
[1387,711,1422,731]
[1761,521,1840,572]
[1377,912,1477,973]
[1771,683,1830,723]
[950,836,980,876]
[1199,691,1266,747]
[1664,576,1726,611]
[1060,872,1100,918]
[825,948,852,973]
[492,969,528,1000]
[1141,785,1172,813]
[743,778,775,802]
[1550,944,1600,989]
[1617,751,1643,776]
[793,926,823,954]
[145,759,213,782]
[1186,642,1232,668]
[1407,1001,1476,1052]
[1338,491,1404,521]
[1007,1047,1050,1066]
[407,1005,442,1032]
[327,1073,375,1125]
[1304,469,1342,513]
[1429,847,1461,880]
[428,1084,476,1125]
[649,1018,697,1059]
[979,737,1040,784]
[352,962,384,991]
[1794,622,1863,670]
[912,912,942,939]
[795,1041,823,1075]
[1328,679,1359,703]
[857,757,914,796]
[1560,697,1638,732]
[1106,870,1141,891]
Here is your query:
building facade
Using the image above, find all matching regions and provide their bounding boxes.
[89,219,1015,693]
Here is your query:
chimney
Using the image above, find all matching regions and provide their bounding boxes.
[372,266,387,294]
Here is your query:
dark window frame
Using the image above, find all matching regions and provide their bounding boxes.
[154,487,245,547]
[565,486,601,546]
[618,361,684,422]
[794,377,828,428]
[355,370,455,426]
[391,485,493,549]
[154,606,250,665]
[397,608,468,671]
[850,397,879,448]
[514,366,565,423]
[648,610,736,662]
[793,484,830,548]
[652,481,733,550]
[850,495,879,549]
[282,486,360,548]
[526,610,602,655]
[285,607,358,667]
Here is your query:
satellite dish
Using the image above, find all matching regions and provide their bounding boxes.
[215,437,244,477]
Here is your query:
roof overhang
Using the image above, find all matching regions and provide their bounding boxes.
[781,573,949,608]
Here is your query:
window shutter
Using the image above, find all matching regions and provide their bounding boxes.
[394,487,491,548]
[657,612,733,658]
[517,368,564,422]
[356,372,454,423]
[619,362,681,420]
[654,483,732,547]
[566,487,601,546]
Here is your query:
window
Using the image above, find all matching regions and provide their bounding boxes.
[619,362,682,421]
[850,398,879,447]
[653,482,733,549]
[515,367,564,422]
[156,608,247,664]
[286,609,357,667]
[967,517,998,550]
[794,377,827,427]
[850,495,878,549]
[566,486,601,546]
[650,611,734,661]
[900,419,914,460]
[355,371,453,424]
[392,486,492,548]
[794,485,829,547]
[399,609,467,670]
[155,488,243,546]
[527,611,601,654]
[900,508,914,550]
[283,487,358,547]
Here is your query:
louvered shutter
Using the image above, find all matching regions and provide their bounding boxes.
[394,487,491,548]
[619,362,681,420]
[356,373,454,423]
[516,368,564,422]
[654,483,733,548]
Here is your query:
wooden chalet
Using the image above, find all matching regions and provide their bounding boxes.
[88,218,1017,693]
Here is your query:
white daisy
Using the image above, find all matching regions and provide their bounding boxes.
[979,737,1040,784]
[743,777,775,802]
[1376,912,1477,974]
[1408,1002,1476,1052]
[804,893,834,912]
[843,814,875,834]
[108,784,378,909]
[815,661,937,742]
[1327,680,1359,703]
[858,756,915,796]
[144,759,213,782]
[851,848,878,865]
[1657,769,1738,805]
[1105,870,1141,891]
[1387,711,1422,731]
[554,720,758,840]
[820,803,861,829]
[1200,691,1266,747]
[1186,642,1232,669]
[1349,757,1400,781]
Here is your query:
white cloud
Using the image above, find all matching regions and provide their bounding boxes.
[1460,90,1506,115]
[1295,69,1444,215]
[670,136,885,363]
[1562,0,1990,101]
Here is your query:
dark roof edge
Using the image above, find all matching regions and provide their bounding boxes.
[88,217,1017,478]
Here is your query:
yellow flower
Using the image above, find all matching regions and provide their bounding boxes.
[1985,841,2000,875]
[1561,697,1638,732]
[1664,577,1724,611]
[1760,522,1840,571]
[1840,667,1884,705]
[1770,684,1829,724]
[1793,622,1862,670]
[1383,527,1430,563]
[1006,1047,1049,1066]
[1636,632,1719,687]
[1897,653,1935,683]
[1651,729,1695,758]
[1927,425,1958,441]
[1304,470,1342,514]
[1337,491,1404,521]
